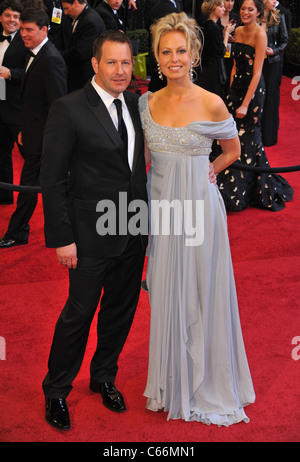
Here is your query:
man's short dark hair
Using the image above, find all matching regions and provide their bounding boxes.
[62,0,86,4]
[93,30,133,62]
[20,7,49,28]
[0,0,24,16]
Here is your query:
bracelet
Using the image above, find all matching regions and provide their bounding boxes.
[8,70,11,80]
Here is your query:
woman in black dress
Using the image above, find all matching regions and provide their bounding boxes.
[261,0,288,146]
[216,0,293,211]
[197,0,235,98]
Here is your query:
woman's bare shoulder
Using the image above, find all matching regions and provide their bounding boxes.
[197,87,229,122]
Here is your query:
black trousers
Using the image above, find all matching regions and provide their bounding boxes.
[4,151,40,241]
[0,116,21,203]
[42,235,145,399]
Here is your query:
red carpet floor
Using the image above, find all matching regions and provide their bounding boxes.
[0,77,299,444]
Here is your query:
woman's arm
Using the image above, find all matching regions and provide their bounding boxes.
[212,137,241,175]
[236,28,267,118]
[206,95,241,174]
[230,57,236,87]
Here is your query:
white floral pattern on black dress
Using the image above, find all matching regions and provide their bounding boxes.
[216,42,293,211]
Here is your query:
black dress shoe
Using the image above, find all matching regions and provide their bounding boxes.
[90,379,126,413]
[45,397,70,430]
[0,237,28,248]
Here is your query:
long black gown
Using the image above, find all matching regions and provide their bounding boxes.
[216,42,293,211]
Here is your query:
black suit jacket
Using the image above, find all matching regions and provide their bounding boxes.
[0,30,27,126]
[61,5,106,91]
[96,2,126,31]
[40,81,148,258]
[148,0,178,27]
[21,39,67,158]
[43,0,72,50]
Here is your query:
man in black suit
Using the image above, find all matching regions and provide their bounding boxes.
[61,0,106,91]
[0,0,26,204]
[0,8,67,248]
[96,0,126,31]
[43,0,72,51]
[40,30,147,431]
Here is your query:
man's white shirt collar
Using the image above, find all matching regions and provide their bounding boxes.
[31,36,48,56]
[91,75,126,109]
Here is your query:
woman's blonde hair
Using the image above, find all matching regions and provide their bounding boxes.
[262,0,280,25]
[201,0,224,17]
[150,12,202,68]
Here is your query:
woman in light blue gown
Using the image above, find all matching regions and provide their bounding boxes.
[139,12,255,426]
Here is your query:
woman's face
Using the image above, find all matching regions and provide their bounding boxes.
[214,2,226,18]
[224,0,235,13]
[265,0,276,11]
[240,0,259,24]
[158,31,193,81]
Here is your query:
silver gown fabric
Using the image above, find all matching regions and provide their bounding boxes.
[139,92,255,426]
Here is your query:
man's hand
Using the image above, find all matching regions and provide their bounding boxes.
[0,66,10,79]
[56,243,78,269]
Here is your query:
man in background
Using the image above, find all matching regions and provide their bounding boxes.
[0,0,26,204]
[0,8,67,248]
[61,0,106,91]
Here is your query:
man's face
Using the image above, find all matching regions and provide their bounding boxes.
[92,40,133,98]
[0,8,21,35]
[62,0,80,20]
[107,0,123,10]
[20,21,47,49]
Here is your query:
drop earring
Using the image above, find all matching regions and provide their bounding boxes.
[157,63,163,80]
[189,61,194,81]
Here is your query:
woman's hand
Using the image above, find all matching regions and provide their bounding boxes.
[235,104,248,119]
[209,162,217,185]
[266,46,274,56]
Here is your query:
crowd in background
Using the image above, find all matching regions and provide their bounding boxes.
[0,0,295,243]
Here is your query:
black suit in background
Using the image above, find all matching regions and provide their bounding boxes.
[43,0,72,50]
[147,0,178,92]
[3,39,67,243]
[60,5,106,92]
[0,30,26,203]
[95,1,126,31]
[40,81,147,398]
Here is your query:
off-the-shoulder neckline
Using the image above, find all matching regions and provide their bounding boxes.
[143,91,232,129]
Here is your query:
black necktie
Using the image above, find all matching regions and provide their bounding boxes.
[26,49,35,57]
[0,34,11,43]
[113,99,128,150]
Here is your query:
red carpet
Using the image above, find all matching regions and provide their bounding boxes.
[0,77,299,444]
